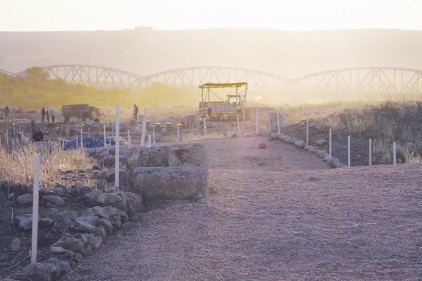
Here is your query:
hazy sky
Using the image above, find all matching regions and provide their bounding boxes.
[1,0,422,31]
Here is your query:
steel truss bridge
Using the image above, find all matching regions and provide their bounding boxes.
[4,65,422,96]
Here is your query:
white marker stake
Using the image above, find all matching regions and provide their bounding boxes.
[177,124,181,142]
[369,138,372,166]
[348,135,351,167]
[329,128,332,158]
[203,118,207,137]
[255,108,259,135]
[277,111,281,135]
[115,105,120,189]
[31,154,40,264]
[393,142,396,165]
[306,119,309,146]
[103,125,106,147]
[147,135,152,147]
[141,108,148,147]
[80,129,83,149]
[237,114,240,136]
[152,126,156,144]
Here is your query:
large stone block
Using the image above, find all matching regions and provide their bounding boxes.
[133,166,208,202]
[134,143,207,168]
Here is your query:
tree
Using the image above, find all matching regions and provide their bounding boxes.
[25,67,49,80]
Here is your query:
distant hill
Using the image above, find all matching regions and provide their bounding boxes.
[0,28,421,77]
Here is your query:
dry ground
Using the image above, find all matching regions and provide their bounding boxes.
[62,136,422,281]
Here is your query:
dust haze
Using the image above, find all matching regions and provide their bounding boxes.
[1,28,422,77]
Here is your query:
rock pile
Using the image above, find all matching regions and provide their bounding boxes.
[2,142,208,281]
[4,185,141,281]
[271,133,345,168]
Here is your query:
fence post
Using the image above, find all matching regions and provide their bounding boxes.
[393,142,396,165]
[141,108,148,147]
[369,138,372,166]
[147,135,152,147]
[306,119,309,147]
[31,154,40,264]
[237,114,240,136]
[277,111,281,135]
[103,124,106,147]
[114,105,120,190]
[348,135,351,167]
[152,126,156,144]
[177,124,181,142]
[80,129,83,148]
[329,128,332,158]
[203,118,207,137]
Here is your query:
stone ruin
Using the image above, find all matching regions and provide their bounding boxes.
[2,142,208,281]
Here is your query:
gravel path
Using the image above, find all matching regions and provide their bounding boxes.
[62,136,422,280]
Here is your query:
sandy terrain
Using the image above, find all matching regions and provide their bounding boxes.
[62,136,422,281]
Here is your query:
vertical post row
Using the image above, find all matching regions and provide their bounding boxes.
[31,154,40,264]
[114,105,120,190]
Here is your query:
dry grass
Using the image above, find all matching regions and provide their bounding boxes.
[0,142,93,187]
[281,99,422,165]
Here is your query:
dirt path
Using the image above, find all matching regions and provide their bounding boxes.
[62,137,422,280]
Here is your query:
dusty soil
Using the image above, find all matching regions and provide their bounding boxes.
[59,136,422,281]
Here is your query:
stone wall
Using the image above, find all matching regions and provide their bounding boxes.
[126,142,209,203]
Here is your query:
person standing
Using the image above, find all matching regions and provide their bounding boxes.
[133,104,139,120]
[46,107,50,123]
[41,107,46,123]
[4,106,9,122]
[49,107,56,123]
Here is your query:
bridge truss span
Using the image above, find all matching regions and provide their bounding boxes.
[0,69,15,76]
[143,67,290,93]
[2,65,422,99]
[19,65,144,89]
[292,67,422,97]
